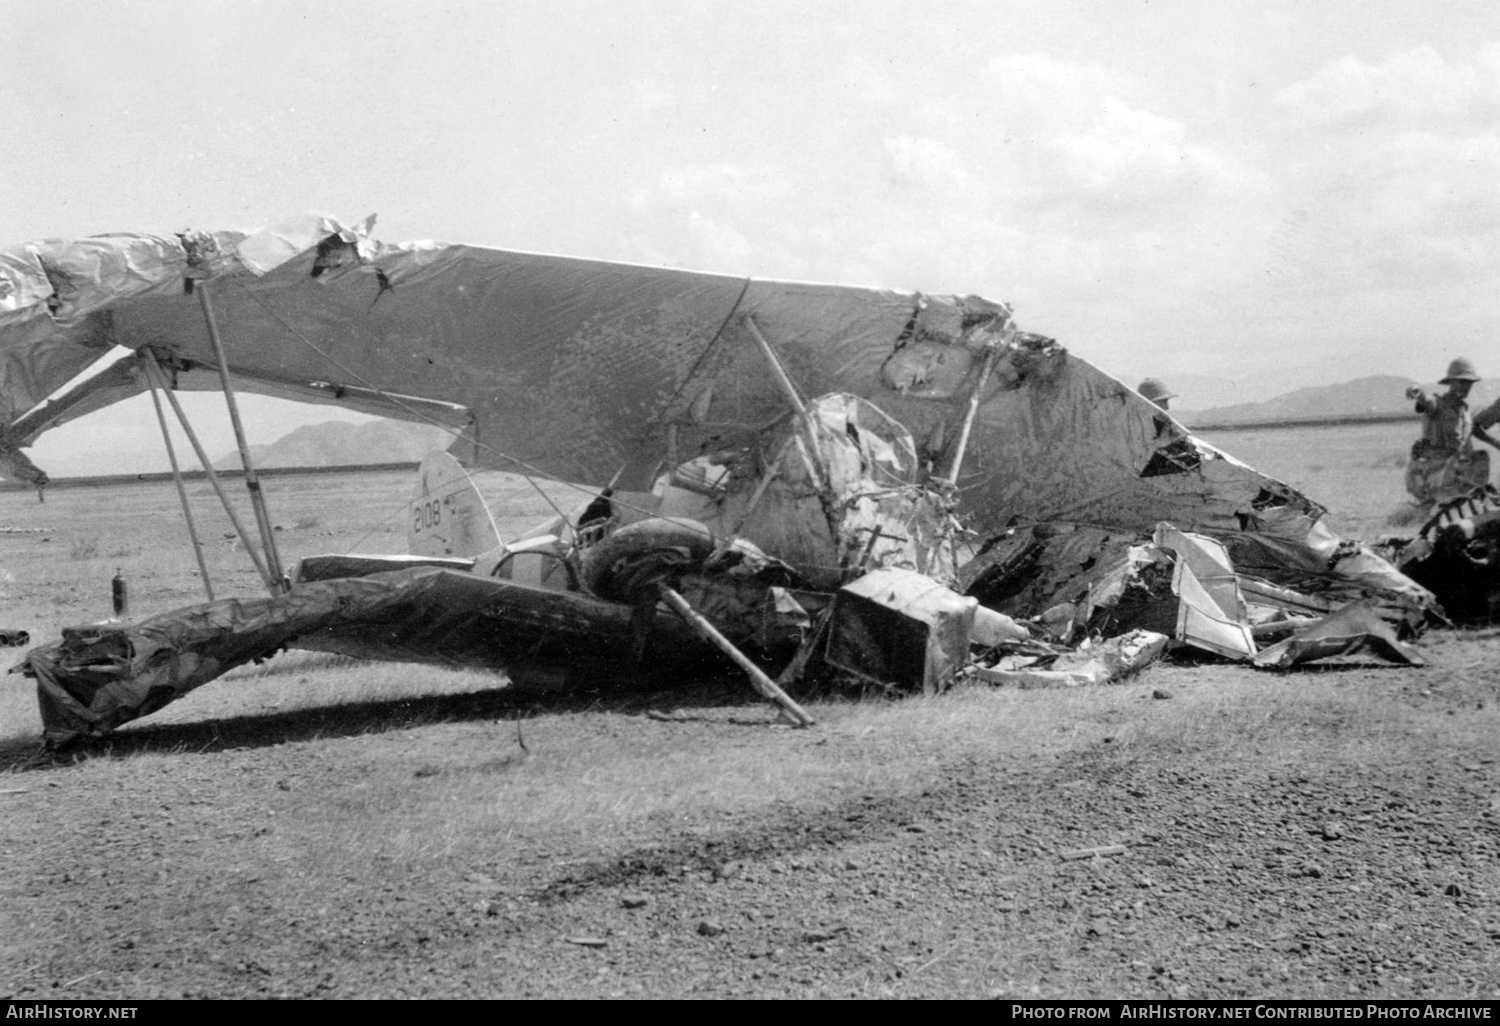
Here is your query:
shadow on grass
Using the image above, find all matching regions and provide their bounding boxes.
[1265,660,1422,673]
[0,673,780,772]
[1158,646,1419,674]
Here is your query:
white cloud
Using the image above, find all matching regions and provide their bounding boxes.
[1287,130,1500,288]
[844,55,901,106]
[968,52,1251,212]
[1055,100,1188,186]
[683,211,755,270]
[982,52,1131,131]
[1268,47,1500,294]
[881,135,989,205]
[634,51,1269,348]
[658,163,789,203]
[1275,45,1500,128]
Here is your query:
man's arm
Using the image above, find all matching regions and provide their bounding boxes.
[1472,398,1500,448]
[1475,429,1500,450]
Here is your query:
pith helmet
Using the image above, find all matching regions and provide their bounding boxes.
[1442,358,1480,384]
[1138,378,1177,403]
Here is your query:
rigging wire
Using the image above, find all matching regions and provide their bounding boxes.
[629,274,752,451]
[222,274,736,531]
[220,274,946,580]
[340,494,413,555]
[226,276,581,523]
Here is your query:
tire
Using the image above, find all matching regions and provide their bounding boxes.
[579,517,716,601]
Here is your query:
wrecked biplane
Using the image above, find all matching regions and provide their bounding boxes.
[0,215,1438,747]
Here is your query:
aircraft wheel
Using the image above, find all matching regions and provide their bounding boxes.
[580,517,715,601]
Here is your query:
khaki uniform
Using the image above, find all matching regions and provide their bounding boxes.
[1407,390,1489,502]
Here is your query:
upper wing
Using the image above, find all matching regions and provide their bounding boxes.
[0,214,1373,583]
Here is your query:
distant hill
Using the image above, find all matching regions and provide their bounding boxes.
[215,419,454,470]
[1121,353,1418,410]
[219,375,1500,469]
[1178,375,1500,428]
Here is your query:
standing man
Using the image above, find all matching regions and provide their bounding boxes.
[1405,358,1499,502]
[1138,378,1176,411]
[1137,379,1195,474]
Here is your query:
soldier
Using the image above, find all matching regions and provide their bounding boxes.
[1138,378,1177,411]
[1404,357,1499,503]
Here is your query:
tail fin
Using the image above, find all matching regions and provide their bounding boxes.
[408,450,503,558]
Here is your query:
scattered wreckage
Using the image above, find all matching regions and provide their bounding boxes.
[0,215,1452,748]
[1380,485,1500,625]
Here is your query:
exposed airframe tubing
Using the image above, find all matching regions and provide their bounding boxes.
[197,281,286,589]
[141,351,275,591]
[142,354,215,602]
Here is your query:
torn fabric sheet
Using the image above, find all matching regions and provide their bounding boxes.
[961,523,1176,641]
[969,629,1168,688]
[1252,601,1425,669]
[0,216,1427,605]
[958,519,1428,672]
[17,567,725,749]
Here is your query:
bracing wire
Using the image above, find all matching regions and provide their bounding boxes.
[222,274,738,532]
[341,497,412,555]
[220,275,944,580]
[227,276,579,524]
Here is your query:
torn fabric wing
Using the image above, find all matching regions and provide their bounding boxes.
[18,566,727,748]
[969,630,1169,689]
[1252,601,1424,669]
[0,215,1428,603]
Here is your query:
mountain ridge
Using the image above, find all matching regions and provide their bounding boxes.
[214,419,453,470]
[1177,375,1500,427]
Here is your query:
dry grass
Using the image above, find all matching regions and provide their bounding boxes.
[67,535,99,561]
[1195,420,1419,537]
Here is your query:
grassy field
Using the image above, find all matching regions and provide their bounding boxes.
[0,464,594,741]
[1194,420,1418,538]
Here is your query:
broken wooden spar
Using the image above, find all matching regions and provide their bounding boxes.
[657,582,816,727]
[943,342,1003,487]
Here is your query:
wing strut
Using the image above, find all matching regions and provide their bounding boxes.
[742,315,829,494]
[143,357,215,602]
[198,282,287,590]
[942,341,1004,486]
[141,351,276,592]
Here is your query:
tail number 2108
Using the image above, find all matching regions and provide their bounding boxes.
[413,499,442,534]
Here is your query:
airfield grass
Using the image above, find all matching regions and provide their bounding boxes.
[1193,420,1418,538]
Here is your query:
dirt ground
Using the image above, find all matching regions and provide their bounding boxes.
[1,455,1497,1000]
[2,630,1496,1000]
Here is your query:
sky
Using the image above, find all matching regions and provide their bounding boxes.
[6,0,1500,474]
